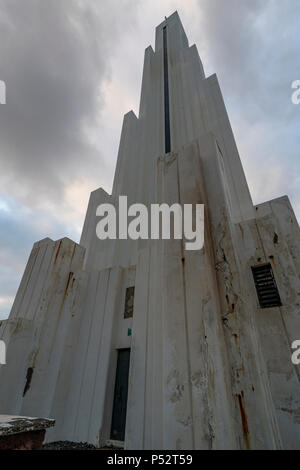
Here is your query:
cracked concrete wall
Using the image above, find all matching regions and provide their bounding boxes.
[0,237,85,420]
[253,197,300,448]
[125,136,285,450]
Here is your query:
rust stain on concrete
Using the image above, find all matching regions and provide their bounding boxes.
[63,272,74,302]
[237,392,250,450]
[54,241,62,266]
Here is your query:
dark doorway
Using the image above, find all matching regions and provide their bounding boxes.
[110,348,131,441]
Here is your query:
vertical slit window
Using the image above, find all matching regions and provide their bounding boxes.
[163,25,171,154]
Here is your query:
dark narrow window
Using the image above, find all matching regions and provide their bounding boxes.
[110,349,131,441]
[251,264,282,308]
[163,25,171,154]
[124,286,135,319]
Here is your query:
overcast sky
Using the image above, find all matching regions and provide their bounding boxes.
[0,0,299,319]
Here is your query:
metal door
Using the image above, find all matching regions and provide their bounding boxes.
[110,348,131,441]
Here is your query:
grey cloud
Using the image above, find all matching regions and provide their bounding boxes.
[192,0,300,213]
[0,0,136,207]
[196,0,299,118]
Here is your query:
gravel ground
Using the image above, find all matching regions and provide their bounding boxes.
[42,441,123,450]
[42,441,99,450]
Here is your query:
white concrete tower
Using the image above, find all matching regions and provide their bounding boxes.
[1,12,300,449]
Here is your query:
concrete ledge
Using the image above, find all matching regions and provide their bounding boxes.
[0,415,55,436]
[0,415,55,450]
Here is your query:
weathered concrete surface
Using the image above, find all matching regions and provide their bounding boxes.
[0,415,55,436]
[0,415,55,450]
[0,11,299,449]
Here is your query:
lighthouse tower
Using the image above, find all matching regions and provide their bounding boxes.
[1,12,300,449]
